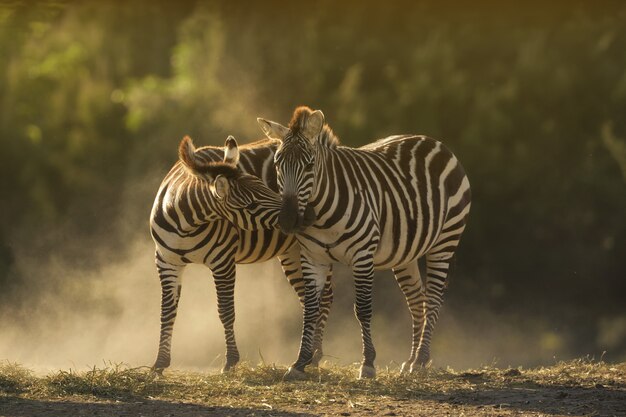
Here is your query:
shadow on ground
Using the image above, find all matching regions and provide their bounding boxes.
[0,397,317,417]
[423,374,626,416]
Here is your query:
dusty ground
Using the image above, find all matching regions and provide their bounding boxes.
[1,359,625,416]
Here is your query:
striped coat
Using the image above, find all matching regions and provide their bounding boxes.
[258,107,471,379]
[150,135,333,373]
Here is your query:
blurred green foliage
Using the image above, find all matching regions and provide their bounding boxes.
[1,1,625,359]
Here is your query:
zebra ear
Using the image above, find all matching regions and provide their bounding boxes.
[179,136,203,173]
[257,118,289,141]
[223,135,240,165]
[303,110,325,142]
[210,175,230,200]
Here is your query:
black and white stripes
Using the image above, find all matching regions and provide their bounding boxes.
[150,135,333,373]
[258,106,471,379]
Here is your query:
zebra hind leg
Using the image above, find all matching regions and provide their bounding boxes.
[412,251,454,370]
[153,255,185,373]
[392,261,426,374]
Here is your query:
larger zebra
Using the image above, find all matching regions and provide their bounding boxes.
[150,135,333,373]
[257,107,471,379]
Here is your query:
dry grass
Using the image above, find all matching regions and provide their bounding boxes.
[1,358,625,416]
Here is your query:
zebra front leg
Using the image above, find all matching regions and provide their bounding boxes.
[284,258,330,380]
[393,261,426,374]
[153,254,185,373]
[210,259,240,373]
[311,270,333,367]
[279,249,333,368]
[413,252,453,370]
[353,258,377,379]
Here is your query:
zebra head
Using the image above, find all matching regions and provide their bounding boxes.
[178,135,282,230]
[257,106,323,234]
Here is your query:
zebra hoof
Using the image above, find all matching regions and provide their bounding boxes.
[151,359,168,376]
[283,366,307,381]
[410,358,431,373]
[359,365,376,379]
[152,357,170,372]
[412,353,431,368]
[151,368,164,376]
[221,362,237,374]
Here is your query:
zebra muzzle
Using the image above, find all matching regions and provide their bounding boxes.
[278,196,300,234]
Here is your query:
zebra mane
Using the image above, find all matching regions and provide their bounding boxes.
[185,160,241,179]
[318,125,340,148]
[194,137,279,154]
[289,106,340,148]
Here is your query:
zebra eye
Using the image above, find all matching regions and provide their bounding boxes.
[246,201,260,210]
[305,161,314,170]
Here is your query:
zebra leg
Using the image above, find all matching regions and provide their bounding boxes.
[353,258,377,379]
[210,259,240,373]
[412,252,453,370]
[393,261,426,374]
[278,247,305,305]
[153,254,185,373]
[311,270,333,367]
[285,258,330,380]
[279,249,333,368]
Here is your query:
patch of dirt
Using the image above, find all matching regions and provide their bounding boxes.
[1,360,625,416]
[3,383,625,417]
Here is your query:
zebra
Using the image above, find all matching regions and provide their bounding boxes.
[150,135,334,373]
[257,106,471,379]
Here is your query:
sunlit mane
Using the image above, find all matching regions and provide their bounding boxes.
[195,137,280,152]
[289,106,340,148]
[319,125,340,148]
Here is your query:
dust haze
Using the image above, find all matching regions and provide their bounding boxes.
[0,233,578,373]
[0,159,583,374]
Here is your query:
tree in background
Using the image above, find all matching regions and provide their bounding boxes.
[1,1,625,362]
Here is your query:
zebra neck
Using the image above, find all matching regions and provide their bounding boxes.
[167,179,224,230]
[194,183,230,224]
[311,144,332,207]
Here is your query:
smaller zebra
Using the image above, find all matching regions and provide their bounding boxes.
[150,135,333,373]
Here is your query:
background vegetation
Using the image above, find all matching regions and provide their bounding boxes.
[1,1,625,366]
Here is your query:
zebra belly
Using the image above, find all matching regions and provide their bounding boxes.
[297,228,420,270]
[297,206,441,270]
[373,216,438,270]
[153,227,295,266]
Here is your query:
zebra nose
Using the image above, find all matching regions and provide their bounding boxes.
[278,195,299,234]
